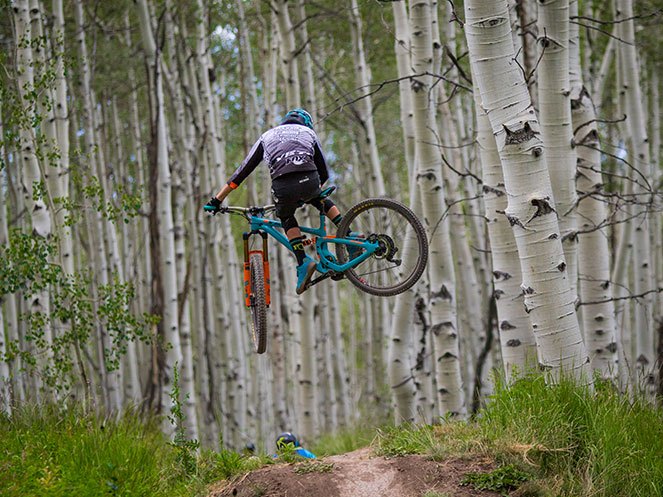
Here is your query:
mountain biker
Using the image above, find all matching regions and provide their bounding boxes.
[274,432,316,459]
[204,108,345,295]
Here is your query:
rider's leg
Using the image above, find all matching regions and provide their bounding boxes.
[282,215,316,294]
[310,198,344,228]
[309,198,362,260]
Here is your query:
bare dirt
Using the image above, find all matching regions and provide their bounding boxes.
[209,447,504,497]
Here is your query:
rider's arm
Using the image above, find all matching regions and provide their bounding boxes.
[213,183,234,203]
[313,140,329,185]
[225,139,265,192]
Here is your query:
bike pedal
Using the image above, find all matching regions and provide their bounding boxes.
[331,272,345,281]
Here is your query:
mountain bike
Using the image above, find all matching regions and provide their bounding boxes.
[205,186,428,354]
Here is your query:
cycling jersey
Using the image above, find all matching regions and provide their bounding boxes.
[227,124,329,189]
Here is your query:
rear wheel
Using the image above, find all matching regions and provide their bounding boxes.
[335,198,428,297]
[248,253,267,353]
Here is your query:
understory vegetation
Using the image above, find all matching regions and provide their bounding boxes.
[2,374,661,497]
[375,374,663,497]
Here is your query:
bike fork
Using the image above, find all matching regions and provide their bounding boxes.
[243,231,271,307]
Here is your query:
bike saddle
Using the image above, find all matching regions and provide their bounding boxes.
[297,186,337,208]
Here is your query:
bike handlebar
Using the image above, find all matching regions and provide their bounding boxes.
[205,204,277,219]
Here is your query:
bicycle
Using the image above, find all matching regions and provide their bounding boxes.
[205,186,428,354]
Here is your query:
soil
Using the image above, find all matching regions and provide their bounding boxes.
[208,447,504,497]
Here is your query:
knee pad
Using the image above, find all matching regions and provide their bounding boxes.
[281,216,299,233]
[310,198,335,214]
[322,199,335,213]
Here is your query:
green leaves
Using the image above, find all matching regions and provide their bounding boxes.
[0,229,59,295]
[0,230,157,393]
[460,464,531,496]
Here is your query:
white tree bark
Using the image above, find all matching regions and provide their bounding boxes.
[392,1,415,174]
[51,0,74,277]
[471,74,537,380]
[13,0,52,398]
[165,2,200,439]
[349,0,386,197]
[387,0,418,423]
[537,0,579,304]
[136,0,183,418]
[437,84,485,400]
[616,0,655,390]
[569,0,618,379]
[0,110,11,414]
[272,0,301,107]
[409,0,465,418]
[465,0,590,383]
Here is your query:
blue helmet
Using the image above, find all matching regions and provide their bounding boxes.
[281,108,314,129]
[276,432,300,449]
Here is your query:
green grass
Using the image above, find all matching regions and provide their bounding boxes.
[374,374,663,497]
[0,405,269,497]
[4,375,662,497]
[479,374,663,496]
[0,405,195,496]
[310,423,377,456]
[460,464,531,496]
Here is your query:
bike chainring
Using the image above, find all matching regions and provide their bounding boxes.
[368,233,400,263]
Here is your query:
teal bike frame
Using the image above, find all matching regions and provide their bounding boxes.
[240,206,378,279]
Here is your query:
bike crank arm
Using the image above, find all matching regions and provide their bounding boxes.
[306,272,335,289]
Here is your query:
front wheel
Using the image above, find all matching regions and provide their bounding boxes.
[335,198,428,297]
[248,253,267,353]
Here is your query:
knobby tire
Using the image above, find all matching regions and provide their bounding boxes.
[335,198,428,297]
[249,253,267,353]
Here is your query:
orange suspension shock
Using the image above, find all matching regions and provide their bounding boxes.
[242,231,271,308]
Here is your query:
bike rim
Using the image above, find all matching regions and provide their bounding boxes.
[342,204,425,291]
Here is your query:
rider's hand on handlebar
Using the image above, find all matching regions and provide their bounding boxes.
[203,197,224,215]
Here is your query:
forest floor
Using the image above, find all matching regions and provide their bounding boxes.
[208,447,503,497]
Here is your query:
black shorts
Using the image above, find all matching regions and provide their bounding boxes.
[271,171,322,220]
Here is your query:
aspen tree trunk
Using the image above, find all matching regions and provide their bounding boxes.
[272,0,301,108]
[164,2,200,438]
[348,0,391,386]
[569,0,618,378]
[0,111,11,413]
[349,0,386,196]
[388,185,420,423]
[516,0,538,105]
[124,13,152,332]
[386,0,418,422]
[593,35,615,105]
[193,0,247,442]
[651,71,662,326]
[472,79,536,380]
[436,82,485,400]
[110,98,142,403]
[96,103,126,411]
[0,107,22,405]
[329,284,351,426]
[236,0,260,204]
[51,0,73,277]
[136,0,183,418]
[616,0,655,392]
[29,0,58,202]
[465,0,590,383]
[537,0,579,304]
[392,1,415,173]
[73,0,122,411]
[13,0,53,398]
[0,306,9,414]
[409,0,465,418]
